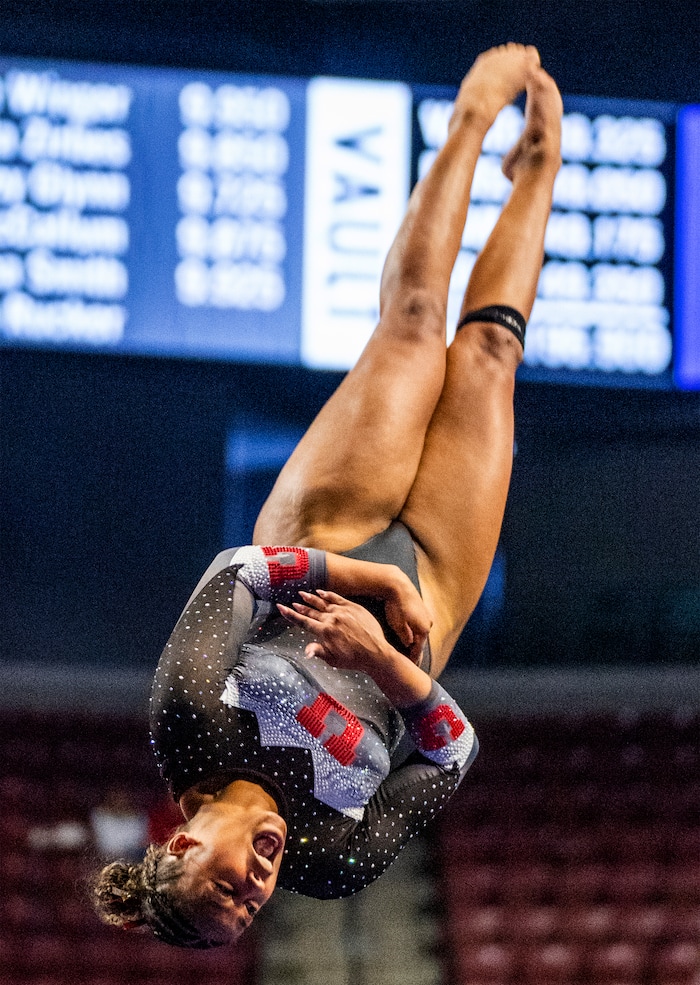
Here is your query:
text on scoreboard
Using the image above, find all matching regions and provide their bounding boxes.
[0,55,696,388]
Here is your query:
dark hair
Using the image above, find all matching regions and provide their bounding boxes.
[91,842,225,949]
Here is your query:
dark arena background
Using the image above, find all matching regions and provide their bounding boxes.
[1,2,700,984]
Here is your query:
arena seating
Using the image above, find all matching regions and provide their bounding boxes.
[0,710,257,985]
[434,711,700,985]
[2,707,699,985]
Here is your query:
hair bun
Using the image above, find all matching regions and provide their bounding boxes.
[93,858,147,927]
[91,842,214,948]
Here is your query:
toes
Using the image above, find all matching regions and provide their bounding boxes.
[523,44,541,66]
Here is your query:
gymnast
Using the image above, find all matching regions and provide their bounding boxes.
[93,44,562,947]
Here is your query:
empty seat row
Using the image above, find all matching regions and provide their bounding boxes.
[450,938,700,979]
[446,902,700,942]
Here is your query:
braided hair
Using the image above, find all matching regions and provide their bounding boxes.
[92,842,225,949]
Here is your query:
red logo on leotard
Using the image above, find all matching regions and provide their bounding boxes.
[296,692,364,766]
[262,546,310,585]
[415,705,465,750]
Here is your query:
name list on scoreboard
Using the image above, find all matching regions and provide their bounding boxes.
[0,55,684,388]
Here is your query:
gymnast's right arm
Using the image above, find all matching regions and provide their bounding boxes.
[186,544,431,662]
[278,587,436,705]
[334,695,478,895]
[279,637,478,898]
[275,585,478,897]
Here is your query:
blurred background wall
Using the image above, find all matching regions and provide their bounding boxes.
[2,0,700,686]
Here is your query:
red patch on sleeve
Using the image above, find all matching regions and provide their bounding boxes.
[415,704,466,751]
[261,546,310,585]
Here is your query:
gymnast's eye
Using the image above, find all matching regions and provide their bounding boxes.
[215,881,236,899]
[214,883,258,917]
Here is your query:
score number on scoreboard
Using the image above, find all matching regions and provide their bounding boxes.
[416,95,673,382]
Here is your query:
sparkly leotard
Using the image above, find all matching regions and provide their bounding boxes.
[150,541,478,899]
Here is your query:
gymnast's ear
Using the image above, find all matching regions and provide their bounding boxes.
[166,832,200,856]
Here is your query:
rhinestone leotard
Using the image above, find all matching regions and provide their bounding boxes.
[150,543,478,899]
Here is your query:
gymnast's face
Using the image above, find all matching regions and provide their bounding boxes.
[166,801,287,942]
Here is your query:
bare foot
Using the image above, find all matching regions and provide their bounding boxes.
[502,66,563,182]
[449,43,541,135]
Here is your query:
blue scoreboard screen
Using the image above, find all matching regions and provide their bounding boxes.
[0,54,697,389]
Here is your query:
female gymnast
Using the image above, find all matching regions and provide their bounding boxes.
[93,44,562,947]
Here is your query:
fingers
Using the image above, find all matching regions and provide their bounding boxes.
[407,633,428,665]
[396,621,414,649]
[276,602,321,631]
[292,600,325,619]
[305,641,327,660]
[297,590,328,611]
[315,589,348,605]
[296,589,349,610]
[277,591,349,631]
[278,592,330,624]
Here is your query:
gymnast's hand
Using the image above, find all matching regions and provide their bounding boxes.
[277,591,434,706]
[278,591,407,669]
[382,575,432,664]
[322,554,432,663]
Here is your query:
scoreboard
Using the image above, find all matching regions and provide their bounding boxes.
[0,54,697,389]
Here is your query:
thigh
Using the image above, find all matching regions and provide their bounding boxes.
[254,50,533,554]
[400,324,520,676]
[404,69,562,673]
[254,303,447,552]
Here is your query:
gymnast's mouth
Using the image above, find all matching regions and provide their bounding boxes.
[253,831,282,860]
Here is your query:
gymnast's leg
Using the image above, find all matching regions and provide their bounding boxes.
[399,65,563,676]
[254,45,540,554]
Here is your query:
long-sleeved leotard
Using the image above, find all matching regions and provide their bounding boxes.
[150,542,478,899]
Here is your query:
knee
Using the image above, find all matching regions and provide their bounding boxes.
[401,289,446,325]
[381,289,446,346]
[459,320,523,374]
